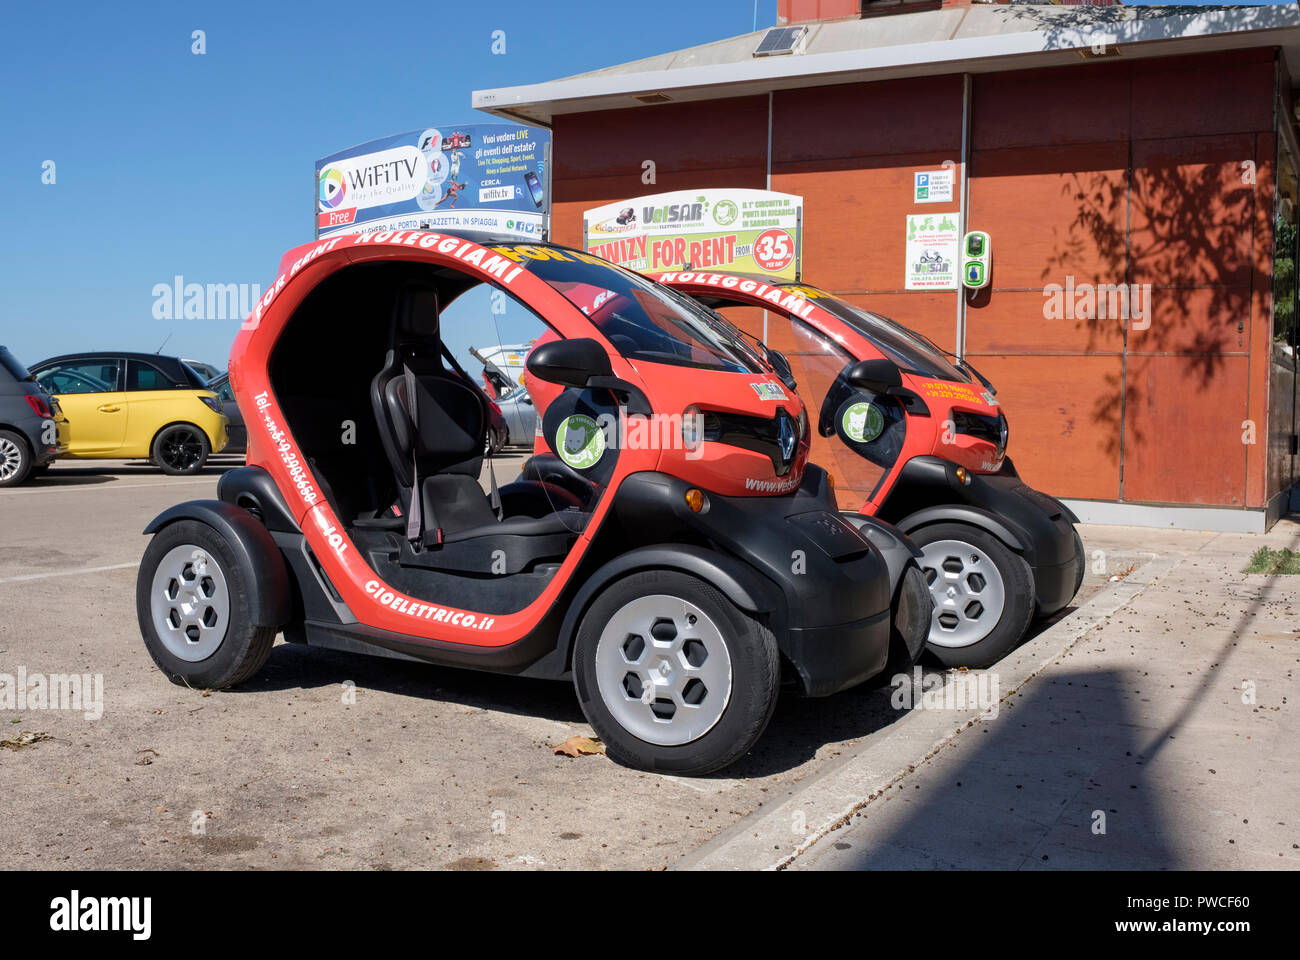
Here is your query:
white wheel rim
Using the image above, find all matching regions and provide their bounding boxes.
[150,544,231,661]
[919,538,1007,648]
[594,594,733,747]
[0,437,23,481]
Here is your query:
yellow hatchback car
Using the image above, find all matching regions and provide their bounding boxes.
[30,352,228,474]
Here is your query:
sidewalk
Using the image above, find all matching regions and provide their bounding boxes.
[679,521,1300,870]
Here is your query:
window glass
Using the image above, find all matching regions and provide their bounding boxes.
[490,245,765,374]
[127,360,175,391]
[785,285,971,383]
[36,359,120,394]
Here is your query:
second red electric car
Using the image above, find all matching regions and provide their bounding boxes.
[653,270,1084,669]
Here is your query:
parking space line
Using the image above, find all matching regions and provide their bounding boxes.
[0,477,216,496]
[0,562,139,584]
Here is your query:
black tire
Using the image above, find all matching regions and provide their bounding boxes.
[136,519,276,688]
[1070,526,1085,598]
[912,522,1034,669]
[0,430,32,487]
[865,562,932,687]
[572,569,779,776]
[152,424,210,475]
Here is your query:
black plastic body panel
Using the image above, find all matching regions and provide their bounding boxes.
[839,512,922,596]
[217,465,301,533]
[878,455,1079,616]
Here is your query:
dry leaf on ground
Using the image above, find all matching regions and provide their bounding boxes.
[553,736,604,758]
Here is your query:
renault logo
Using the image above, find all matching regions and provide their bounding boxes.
[777,411,798,463]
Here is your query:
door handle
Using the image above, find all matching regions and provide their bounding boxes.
[97,404,121,413]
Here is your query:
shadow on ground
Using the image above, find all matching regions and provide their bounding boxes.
[807,668,1181,869]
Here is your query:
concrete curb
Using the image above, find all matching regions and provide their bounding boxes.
[672,552,1184,871]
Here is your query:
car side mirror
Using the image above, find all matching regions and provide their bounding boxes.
[765,349,798,392]
[844,359,902,394]
[526,338,613,388]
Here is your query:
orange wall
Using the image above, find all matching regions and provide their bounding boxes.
[544,48,1281,508]
[967,49,1275,506]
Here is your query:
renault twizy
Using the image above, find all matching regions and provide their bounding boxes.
[136,232,910,775]
[654,271,1085,669]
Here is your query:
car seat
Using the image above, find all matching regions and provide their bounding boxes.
[369,283,587,574]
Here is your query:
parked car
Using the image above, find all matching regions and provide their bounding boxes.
[31,352,228,475]
[207,373,245,455]
[183,359,223,383]
[657,270,1084,668]
[492,382,536,447]
[134,231,921,776]
[0,346,68,486]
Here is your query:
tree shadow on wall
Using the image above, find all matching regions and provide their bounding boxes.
[1040,147,1262,463]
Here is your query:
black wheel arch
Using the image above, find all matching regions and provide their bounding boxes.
[540,544,776,678]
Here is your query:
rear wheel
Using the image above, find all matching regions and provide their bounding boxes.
[573,569,779,776]
[136,519,275,688]
[0,430,32,487]
[913,522,1034,669]
[152,424,210,475]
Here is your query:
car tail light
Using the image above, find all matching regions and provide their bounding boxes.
[24,394,51,418]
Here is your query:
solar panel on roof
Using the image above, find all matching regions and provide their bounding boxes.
[753,25,806,58]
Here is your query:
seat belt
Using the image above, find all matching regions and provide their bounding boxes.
[487,450,502,521]
[402,366,441,546]
[441,344,503,522]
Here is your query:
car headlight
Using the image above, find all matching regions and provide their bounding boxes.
[199,395,223,415]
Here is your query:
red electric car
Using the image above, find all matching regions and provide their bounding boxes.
[135,233,921,775]
[653,270,1084,669]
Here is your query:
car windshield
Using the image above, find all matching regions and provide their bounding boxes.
[0,347,32,381]
[490,245,765,374]
[784,285,972,383]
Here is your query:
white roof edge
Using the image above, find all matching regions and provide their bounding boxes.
[473,6,1300,122]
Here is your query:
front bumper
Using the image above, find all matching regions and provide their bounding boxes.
[882,456,1079,616]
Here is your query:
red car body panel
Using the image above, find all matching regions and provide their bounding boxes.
[651,270,1002,513]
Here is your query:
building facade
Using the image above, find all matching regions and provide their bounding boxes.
[476,2,1300,530]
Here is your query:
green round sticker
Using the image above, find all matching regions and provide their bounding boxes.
[842,402,884,443]
[713,200,738,226]
[556,414,606,470]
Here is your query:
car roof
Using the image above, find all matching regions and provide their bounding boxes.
[32,351,188,367]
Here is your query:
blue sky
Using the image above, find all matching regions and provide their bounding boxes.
[0,0,779,372]
[0,0,1288,372]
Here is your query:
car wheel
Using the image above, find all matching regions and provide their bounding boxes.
[0,430,32,487]
[913,522,1034,669]
[573,569,779,776]
[136,519,276,688]
[152,424,210,475]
